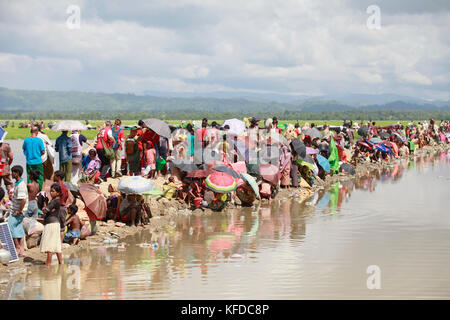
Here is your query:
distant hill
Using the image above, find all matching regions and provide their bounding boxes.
[0,87,449,120]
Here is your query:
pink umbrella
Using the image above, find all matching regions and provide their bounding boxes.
[306,147,319,155]
[79,183,107,221]
[231,161,247,174]
[259,163,280,185]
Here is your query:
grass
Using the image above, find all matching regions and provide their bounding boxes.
[1,119,416,140]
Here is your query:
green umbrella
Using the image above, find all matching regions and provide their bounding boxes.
[240,173,260,199]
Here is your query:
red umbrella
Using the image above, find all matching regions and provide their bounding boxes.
[382,141,399,157]
[205,171,237,193]
[259,163,280,185]
[79,183,107,221]
[231,161,247,174]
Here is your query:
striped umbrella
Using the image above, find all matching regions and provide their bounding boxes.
[240,173,260,199]
[205,171,237,194]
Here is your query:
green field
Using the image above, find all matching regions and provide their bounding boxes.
[1,119,415,140]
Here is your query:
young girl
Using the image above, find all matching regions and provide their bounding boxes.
[144,141,156,179]
[40,183,63,267]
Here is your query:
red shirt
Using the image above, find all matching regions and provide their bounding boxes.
[59,181,69,206]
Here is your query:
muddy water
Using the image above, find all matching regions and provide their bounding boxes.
[3,150,450,300]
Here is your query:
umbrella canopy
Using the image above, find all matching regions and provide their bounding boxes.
[370,137,383,144]
[290,138,306,158]
[79,183,107,221]
[222,118,246,136]
[382,141,399,157]
[118,176,154,194]
[240,173,260,199]
[316,154,330,173]
[212,165,240,179]
[52,120,87,132]
[302,127,322,138]
[357,126,369,137]
[297,154,315,171]
[231,161,247,175]
[142,118,171,138]
[205,171,238,194]
[340,163,356,175]
[64,182,80,198]
[357,140,372,150]
[378,132,390,139]
[142,186,165,196]
[186,169,210,178]
[306,147,319,155]
[391,132,406,142]
[171,159,199,173]
[376,144,389,153]
[258,163,280,185]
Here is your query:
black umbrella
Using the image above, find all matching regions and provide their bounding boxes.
[302,127,322,138]
[170,159,199,173]
[357,126,370,137]
[340,163,356,175]
[290,138,306,158]
[142,118,171,138]
[64,182,81,198]
[379,132,390,139]
[212,165,241,179]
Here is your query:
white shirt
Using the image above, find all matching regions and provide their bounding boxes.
[37,132,53,163]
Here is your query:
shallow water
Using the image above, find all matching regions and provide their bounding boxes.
[3,149,450,300]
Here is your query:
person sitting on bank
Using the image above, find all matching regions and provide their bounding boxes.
[118,194,142,227]
[64,204,81,245]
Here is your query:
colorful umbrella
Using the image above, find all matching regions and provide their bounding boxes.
[297,155,315,171]
[118,176,154,194]
[205,172,238,194]
[258,163,280,185]
[142,186,164,196]
[231,161,248,174]
[79,183,107,221]
[240,173,260,199]
[212,165,241,179]
[316,154,330,173]
[378,132,390,139]
[382,141,399,157]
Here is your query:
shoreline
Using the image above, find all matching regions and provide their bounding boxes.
[0,143,448,279]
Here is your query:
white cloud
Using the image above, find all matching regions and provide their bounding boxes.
[0,0,448,100]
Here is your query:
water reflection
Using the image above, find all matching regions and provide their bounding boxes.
[5,150,450,300]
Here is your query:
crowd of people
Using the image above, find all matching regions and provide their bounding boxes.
[0,117,449,266]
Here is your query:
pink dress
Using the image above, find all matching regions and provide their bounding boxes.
[145,149,156,169]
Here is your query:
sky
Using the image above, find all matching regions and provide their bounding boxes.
[0,0,449,100]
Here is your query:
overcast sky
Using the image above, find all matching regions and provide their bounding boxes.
[0,0,449,100]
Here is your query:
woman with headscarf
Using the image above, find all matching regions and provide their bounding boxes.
[279,144,292,188]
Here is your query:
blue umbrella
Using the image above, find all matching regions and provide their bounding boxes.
[370,137,383,144]
[376,144,389,153]
[316,154,330,173]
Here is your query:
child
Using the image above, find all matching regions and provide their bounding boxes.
[40,183,63,266]
[178,180,194,204]
[26,170,41,218]
[162,177,177,199]
[144,141,156,179]
[106,184,122,220]
[259,180,272,201]
[81,149,101,183]
[64,204,81,245]
[8,166,28,257]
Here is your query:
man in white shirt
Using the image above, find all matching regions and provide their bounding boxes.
[37,125,54,180]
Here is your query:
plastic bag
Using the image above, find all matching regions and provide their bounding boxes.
[22,217,44,235]
[80,222,91,239]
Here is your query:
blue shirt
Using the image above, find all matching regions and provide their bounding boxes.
[22,137,45,165]
[55,134,73,163]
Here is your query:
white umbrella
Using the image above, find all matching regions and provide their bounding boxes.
[118,176,154,195]
[52,120,87,131]
[223,118,246,136]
